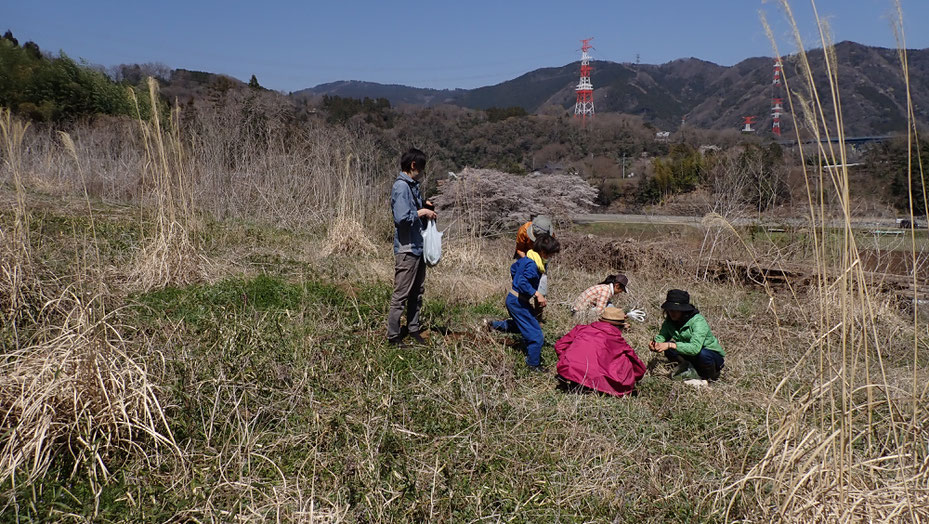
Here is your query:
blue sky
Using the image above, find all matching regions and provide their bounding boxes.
[4,1,926,92]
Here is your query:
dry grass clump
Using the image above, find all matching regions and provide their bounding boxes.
[129,78,208,290]
[322,154,376,257]
[0,295,178,516]
[0,108,34,316]
[0,108,57,337]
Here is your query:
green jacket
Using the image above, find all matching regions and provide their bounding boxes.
[654,313,724,356]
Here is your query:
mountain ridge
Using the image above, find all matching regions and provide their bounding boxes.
[294,41,929,135]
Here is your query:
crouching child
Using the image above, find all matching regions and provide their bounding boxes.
[488,234,560,372]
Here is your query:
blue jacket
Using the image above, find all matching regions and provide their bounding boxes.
[510,257,541,298]
[391,172,425,255]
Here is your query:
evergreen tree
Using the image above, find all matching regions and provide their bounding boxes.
[2,30,17,46]
[23,41,41,59]
[248,74,261,90]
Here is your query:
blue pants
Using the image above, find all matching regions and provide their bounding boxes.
[492,294,544,367]
[665,347,724,380]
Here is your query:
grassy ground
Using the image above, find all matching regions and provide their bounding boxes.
[2,191,926,522]
[0,192,784,522]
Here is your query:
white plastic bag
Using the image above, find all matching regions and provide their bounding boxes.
[626,308,646,323]
[423,219,443,267]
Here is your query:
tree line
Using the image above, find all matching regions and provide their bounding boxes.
[0,31,155,122]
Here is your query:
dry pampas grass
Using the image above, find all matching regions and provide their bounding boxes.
[129,78,209,290]
[0,108,36,322]
[0,295,179,516]
[323,154,377,257]
[717,2,929,521]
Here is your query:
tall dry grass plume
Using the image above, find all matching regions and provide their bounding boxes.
[0,108,46,340]
[719,1,929,521]
[2,100,181,518]
[322,153,376,256]
[129,77,207,290]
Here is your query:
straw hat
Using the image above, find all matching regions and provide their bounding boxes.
[599,307,627,325]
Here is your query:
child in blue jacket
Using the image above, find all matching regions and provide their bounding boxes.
[489,234,561,371]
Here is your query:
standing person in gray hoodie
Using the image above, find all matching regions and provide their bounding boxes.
[388,148,437,346]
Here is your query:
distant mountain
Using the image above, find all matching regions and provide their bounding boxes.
[294,41,929,136]
[292,80,465,106]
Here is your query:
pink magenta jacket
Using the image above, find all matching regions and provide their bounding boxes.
[555,321,646,397]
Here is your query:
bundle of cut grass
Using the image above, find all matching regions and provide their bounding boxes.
[322,216,376,257]
[0,297,178,514]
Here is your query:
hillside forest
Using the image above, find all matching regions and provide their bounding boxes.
[2,30,925,221]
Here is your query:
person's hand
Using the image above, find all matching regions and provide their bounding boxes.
[534,293,547,308]
[649,341,663,352]
[418,208,437,220]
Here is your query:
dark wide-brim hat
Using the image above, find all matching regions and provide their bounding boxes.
[661,289,696,312]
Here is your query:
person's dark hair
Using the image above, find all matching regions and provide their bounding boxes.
[600,275,619,286]
[534,233,560,255]
[400,148,427,173]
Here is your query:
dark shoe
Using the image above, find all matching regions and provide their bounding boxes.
[388,337,412,348]
[408,332,428,345]
[672,364,699,381]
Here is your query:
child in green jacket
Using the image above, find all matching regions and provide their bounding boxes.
[648,289,725,380]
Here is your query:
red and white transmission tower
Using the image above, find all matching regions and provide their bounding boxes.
[741,116,757,133]
[574,38,595,122]
[771,58,783,136]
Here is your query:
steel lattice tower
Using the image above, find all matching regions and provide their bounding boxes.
[771,58,783,136]
[574,38,595,122]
